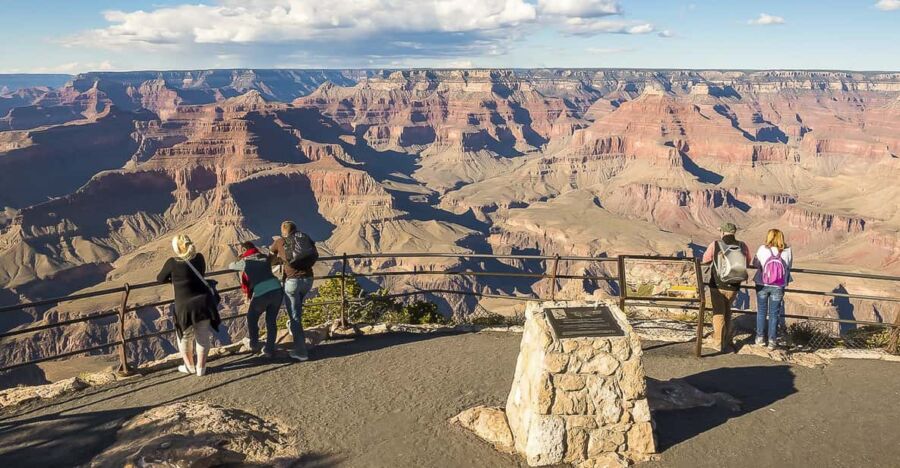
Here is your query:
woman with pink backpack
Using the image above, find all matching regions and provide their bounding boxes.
[753,229,793,349]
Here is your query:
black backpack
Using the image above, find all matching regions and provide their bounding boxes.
[284,232,319,270]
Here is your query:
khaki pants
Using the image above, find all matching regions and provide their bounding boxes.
[709,288,738,351]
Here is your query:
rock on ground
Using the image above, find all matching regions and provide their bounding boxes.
[0,371,138,409]
[89,400,300,468]
[449,406,514,452]
[737,344,830,368]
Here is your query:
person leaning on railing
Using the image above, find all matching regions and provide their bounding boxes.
[269,221,317,362]
[227,241,286,360]
[752,229,793,350]
[156,235,221,377]
[701,222,753,353]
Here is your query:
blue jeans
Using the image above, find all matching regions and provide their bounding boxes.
[247,289,283,355]
[756,286,785,343]
[284,277,313,356]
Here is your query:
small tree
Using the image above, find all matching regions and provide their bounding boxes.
[296,275,444,327]
[403,301,445,324]
[303,275,364,327]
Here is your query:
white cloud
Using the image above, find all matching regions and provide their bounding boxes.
[875,0,900,11]
[748,13,785,26]
[658,30,675,38]
[59,0,666,65]
[67,1,538,48]
[563,18,656,35]
[538,0,621,18]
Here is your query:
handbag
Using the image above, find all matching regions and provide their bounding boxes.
[183,258,222,330]
[184,259,221,307]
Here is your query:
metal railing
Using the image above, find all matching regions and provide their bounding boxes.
[1,251,898,374]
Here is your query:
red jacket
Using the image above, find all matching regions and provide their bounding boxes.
[239,247,260,299]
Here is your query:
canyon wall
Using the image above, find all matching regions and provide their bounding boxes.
[1,68,899,370]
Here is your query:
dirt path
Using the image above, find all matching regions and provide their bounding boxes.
[1,332,898,467]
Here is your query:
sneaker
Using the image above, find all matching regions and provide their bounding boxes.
[178,364,195,374]
[767,342,777,351]
[262,350,275,359]
[242,338,262,354]
[755,337,766,346]
[289,351,309,362]
[196,366,207,377]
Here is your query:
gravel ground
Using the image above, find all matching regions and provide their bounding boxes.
[0,332,898,467]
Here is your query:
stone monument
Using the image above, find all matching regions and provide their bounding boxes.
[505,300,656,467]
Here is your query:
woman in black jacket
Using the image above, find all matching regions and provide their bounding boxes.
[157,235,219,376]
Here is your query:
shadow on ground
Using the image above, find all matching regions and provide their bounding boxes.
[653,365,796,451]
[0,332,463,467]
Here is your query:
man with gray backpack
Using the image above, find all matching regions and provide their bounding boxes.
[270,221,318,361]
[701,222,753,353]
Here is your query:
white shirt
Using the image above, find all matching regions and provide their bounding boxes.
[753,246,793,285]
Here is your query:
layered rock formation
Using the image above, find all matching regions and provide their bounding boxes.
[1,68,898,369]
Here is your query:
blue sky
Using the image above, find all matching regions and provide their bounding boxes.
[1,0,898,73]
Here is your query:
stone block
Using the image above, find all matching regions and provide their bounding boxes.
[554,374,586,392]
[580,354,619,376]
[552,389,589,415]
[566,415,599,430]
[625,421,656,457]
[565,428,589,462]
[543,353,568,373]
[632,399,651,422]
[588,428,626,457]
[525,415,566,466]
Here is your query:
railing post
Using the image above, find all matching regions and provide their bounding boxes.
[549,254,560,301]
[888,312,900,355]
[692,257,707,358]
[116,283,133,376]
[617,256,627,313]
[340,253,348,328]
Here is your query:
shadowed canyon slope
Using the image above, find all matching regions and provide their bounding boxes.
[1,68,899,367]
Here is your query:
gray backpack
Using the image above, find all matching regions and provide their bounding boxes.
[715,241,749,284]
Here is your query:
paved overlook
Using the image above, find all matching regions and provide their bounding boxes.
[0,332,898,467]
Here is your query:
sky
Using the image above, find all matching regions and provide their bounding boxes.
[1,0,899,73]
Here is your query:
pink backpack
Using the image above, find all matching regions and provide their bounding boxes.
[762,249,787,287]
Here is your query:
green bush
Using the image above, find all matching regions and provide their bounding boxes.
[404,301,445,324]
[469,313,509,327]
[304,275,365,327]
[844,325,893,349]
[297,276,443,327]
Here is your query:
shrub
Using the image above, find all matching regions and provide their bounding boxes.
[843,325,893,349]
[304,275,365,327]
[629,283,655,297]
[298,277,443,327]
[787,321,830,347]
[403,301,446,325]
[469,313,509,327]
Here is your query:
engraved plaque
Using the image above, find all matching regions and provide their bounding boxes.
[544,305,625,339]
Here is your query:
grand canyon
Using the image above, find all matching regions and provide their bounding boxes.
[1,68,899,369]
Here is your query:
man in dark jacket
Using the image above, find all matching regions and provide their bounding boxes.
[228,241,283,358]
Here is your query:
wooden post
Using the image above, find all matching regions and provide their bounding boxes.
[549,255,560,301]
[116,283,133,375]
[617,256,627,313]
[887,312,900,355]
[693,257,707,358]
[340,253,348,328]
